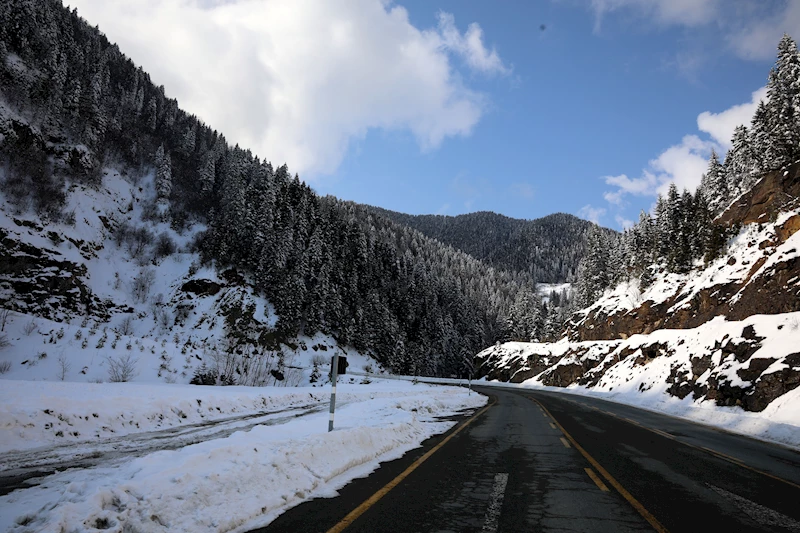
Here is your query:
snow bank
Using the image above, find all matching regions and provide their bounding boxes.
[0,381,485,532]
[476,312,800,450]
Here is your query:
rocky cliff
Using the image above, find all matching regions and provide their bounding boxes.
[476,166,800,414]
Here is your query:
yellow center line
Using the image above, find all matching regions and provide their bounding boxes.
[603,410,800,492]
[529,397,669,533]
[585,468,610,492]
[325,399,495,533]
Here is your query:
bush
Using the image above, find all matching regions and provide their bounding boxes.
[0,360,11,374]
[23,319,37,336]
[106,353,139,382]
[153,232,176,259]
[117,315,135,336]
[190,363,218,385]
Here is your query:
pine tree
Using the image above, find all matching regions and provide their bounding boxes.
[725,125,756,198]
[155,145,172,201]
[703,150,726,212]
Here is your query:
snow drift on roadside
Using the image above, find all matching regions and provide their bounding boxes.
[0,381,486,532]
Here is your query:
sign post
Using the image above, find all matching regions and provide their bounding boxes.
[328,352,339,432]
[328,353,347,432]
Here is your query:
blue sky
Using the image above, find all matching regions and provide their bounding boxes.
[72,0,799,229]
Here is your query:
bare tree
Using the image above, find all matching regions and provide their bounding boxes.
[0,334,9,349]
[117,315,135,336]
[23,318,37,336]
[131,268,156,303]
[57,354,71,381]
[0,308,10,331]
[106,353,139,382]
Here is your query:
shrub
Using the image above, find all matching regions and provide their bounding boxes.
[106,353,139,382]
[190,363,218,385]
[0,360,11,374]
[23,319,37,336]
[117,315,135,336]
[153,232,176,259]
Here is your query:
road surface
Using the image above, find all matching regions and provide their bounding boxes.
[254,386,800,533]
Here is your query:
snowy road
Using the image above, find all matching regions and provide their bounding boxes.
[260,386,800,533]
[0,401,328,496]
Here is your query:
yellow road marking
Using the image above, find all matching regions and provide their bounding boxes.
[325,399,495,533]
[549,422,556,430]
[529,398,669,533]
[585,468,610,492]
[560,437,571,448]
[539,396,800,491]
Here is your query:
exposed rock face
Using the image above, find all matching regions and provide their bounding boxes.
[475,320,800,413]
[566,166,800,344]
[0,228,109,321]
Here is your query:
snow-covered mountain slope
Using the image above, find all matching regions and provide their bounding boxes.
[0,169,381,386]
[569,167,800,343]
[475,166,800,434]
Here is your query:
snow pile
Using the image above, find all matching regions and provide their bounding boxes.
[0,380,448,455]
[0,380,486,532]
[476,312,800,448]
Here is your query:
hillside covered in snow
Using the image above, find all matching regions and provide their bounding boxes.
[475,35,800,441]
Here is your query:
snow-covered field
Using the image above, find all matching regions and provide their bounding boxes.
[0,379,486,532]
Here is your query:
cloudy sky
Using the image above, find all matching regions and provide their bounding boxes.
[71,0,799,228]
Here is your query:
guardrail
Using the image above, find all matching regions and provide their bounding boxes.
[347,371,529,389]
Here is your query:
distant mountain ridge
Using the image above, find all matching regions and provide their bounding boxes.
[369,208,610,283]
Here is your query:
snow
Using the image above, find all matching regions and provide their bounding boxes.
[0,168,387,388]
[0,380,486,532]
[476,311,800,449]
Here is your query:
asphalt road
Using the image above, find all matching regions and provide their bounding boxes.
[253,386,800,533]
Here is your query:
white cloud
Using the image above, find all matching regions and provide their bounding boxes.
[69,0,507,179]
[601,134,713,204]
[615,215,634,229]
[578,204,606,224]
[601,85,767,208]
[697,87,768,149]
[590,0,720,30]
[437,12,511,76]
[729,1,800,60]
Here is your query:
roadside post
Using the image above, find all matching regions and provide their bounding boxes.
[328,352,347,432]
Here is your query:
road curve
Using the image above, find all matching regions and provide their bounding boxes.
[253,386,800,532]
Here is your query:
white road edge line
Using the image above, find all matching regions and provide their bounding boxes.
[707,484,800,532]
[481,473,509,533]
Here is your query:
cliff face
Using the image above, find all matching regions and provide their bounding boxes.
[476,166,800,414]
[567,165,800,343]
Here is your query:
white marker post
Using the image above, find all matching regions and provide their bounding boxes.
[328,352,339,432]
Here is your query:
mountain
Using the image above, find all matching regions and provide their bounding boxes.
[0,0,568,382]
[475,35,800,417]
[371,208,608,283]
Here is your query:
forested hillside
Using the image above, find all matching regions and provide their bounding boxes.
[372,208,605,283]
[478,35,800,421]
[572,34,800,309]
[0,0,574,378]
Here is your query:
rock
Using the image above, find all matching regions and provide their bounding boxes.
[180,279,221,296]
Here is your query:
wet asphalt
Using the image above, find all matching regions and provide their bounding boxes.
[253,386,800,533]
